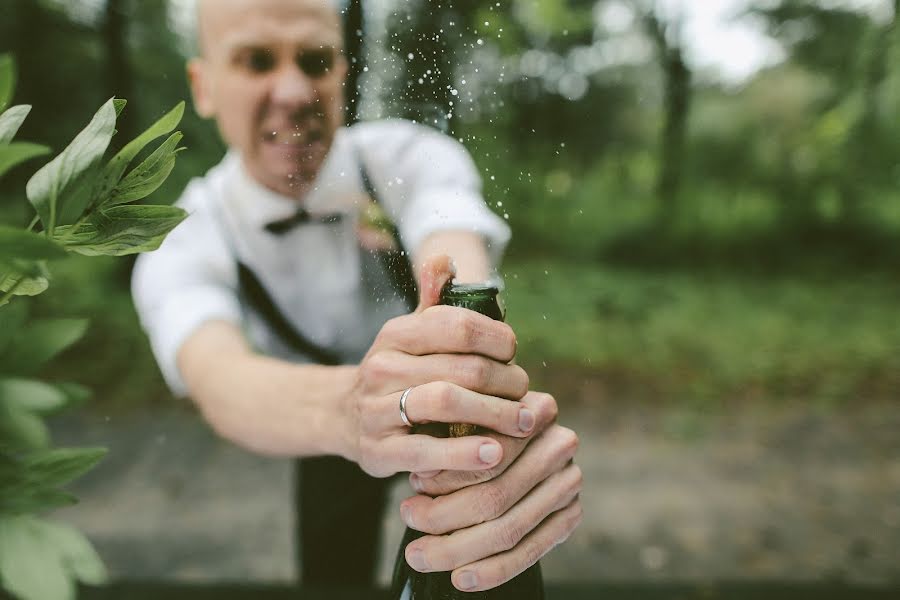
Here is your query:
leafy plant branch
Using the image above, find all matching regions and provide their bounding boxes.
[0,53,188,600]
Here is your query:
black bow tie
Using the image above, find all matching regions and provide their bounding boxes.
[264,208,344,235]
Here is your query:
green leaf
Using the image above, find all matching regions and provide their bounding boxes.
[0,260,49,305]
[0,401,49,450]
[25,99,118,232]
[106,132,184,206]
[61,103,185,222]
[0,487,77,516]
[56,204,187,257]
[0,104,32,144]
[37,519,107,586]
[0,55,14,113]
[54,162,104,227]
[0,449,87,516]
[113,98,126,117]
[0,452,78,516]
[0,516,73,600]
[0,226,67,262]
[0,516,105,600]
[0,142,51,179]
[0,318,88,375]
[100,102,184,199]
[56,382,92,408]
[22,447,106,490]
[0,379,68,414]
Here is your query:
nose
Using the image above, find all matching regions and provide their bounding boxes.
[270,62,316,109]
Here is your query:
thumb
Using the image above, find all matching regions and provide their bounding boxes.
[415,254,456,314]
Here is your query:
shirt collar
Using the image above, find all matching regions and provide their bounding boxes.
[222,132,357,231]
[223,151,308,231]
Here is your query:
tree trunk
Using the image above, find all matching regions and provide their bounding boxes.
[837,5,897,221]
[343,0,365,125]
[104,0,134,144]
[400,0,457,135]
[644,10,691,219]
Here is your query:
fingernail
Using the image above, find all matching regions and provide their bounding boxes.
[407,548,429,572]
[518,408,535,432]
[410,475,424,493]
[456,571,478,591]
[479,443,500,464]
[400,505,415,529]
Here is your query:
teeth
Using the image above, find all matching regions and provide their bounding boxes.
[265,131,321,145]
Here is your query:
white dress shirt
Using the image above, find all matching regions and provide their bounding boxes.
[132,119,511,396]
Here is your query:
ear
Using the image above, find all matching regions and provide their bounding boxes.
[187,58,216,118]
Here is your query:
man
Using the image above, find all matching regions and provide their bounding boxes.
[132,0,582,592]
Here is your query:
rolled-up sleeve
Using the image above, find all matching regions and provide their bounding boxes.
[131,182,241,397]
[354,120,511,267]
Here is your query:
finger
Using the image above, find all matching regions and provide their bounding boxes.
[404,463,583,574]
[451,498,584,592]
[415,254,456,313]
[414,470,442,479]
[403,427,580,534]
[385,434,503,474]
[363,350,528,400]
[412,392,560,497]
[387,382,536,438]
[375,306,518,363]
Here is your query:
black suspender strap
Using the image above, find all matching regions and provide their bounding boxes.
[213,183,344,366]
[235,261,342,366]
[215,143,419,366]
[355,147,419,311]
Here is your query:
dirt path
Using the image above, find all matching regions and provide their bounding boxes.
[52,396,900,585]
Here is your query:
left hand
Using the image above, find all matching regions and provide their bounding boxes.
[398,394,583,592]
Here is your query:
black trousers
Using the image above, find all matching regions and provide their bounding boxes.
[294,456,391,586]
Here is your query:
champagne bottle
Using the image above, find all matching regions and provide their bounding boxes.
[390,281,545,599]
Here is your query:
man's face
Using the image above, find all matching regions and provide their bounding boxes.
[189,0,347,199]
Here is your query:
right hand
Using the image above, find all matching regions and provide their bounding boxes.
[341,255,534,478]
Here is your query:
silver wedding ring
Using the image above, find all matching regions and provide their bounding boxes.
[399,386,415,427]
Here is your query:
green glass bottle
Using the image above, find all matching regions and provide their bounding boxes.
[390,281,545,600]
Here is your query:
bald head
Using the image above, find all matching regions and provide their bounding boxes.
[196,0,343,57]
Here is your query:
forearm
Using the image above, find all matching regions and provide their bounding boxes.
[177,320,358,459]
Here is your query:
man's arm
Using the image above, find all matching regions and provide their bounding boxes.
[172,239,540,483]
[177,320,358,457]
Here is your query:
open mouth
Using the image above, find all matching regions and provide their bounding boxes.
[262,127,324,147]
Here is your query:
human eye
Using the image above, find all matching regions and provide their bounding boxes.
[297,48,335,78]
[235,48,275,74]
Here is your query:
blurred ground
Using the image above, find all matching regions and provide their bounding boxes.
[51,378,900,586]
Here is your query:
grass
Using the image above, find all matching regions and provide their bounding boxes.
[504,258,900,405]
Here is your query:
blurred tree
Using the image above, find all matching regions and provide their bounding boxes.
[640,1,691,215]
[385,0,470,134]
[750,0,900,223]
[343,0,366,125]
[104,0,135,143]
